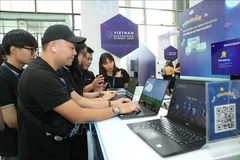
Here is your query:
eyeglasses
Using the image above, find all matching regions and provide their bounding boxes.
[23,46,36,55]
[84,56,93,61]
[80,51,87,57]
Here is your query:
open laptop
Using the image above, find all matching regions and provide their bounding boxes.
[119,78,169,119]
[128,79,206,157]
[111,77,138,100]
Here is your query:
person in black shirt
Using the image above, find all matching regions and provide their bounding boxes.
[17,24,140,160]
[59,43,129,160]
[99,52,130,89]
[82,46,107,92]
[0,29,38,160]
[64,43,114,99]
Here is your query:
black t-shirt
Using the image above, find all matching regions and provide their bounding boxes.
[0,61,22,157]
[83,70,95,91]
[105,68,130,89]
[59,67,84,96]
[18,57,79,160]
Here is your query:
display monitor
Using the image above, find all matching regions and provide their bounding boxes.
[211,38,240,75]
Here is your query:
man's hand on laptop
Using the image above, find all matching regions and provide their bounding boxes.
[118,103,141,114]
[101,91,117,100]
[111,98,131,107]
[117,97,131,103]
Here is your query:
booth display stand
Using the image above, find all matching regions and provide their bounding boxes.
[205,80,240,159]
[204,137,240,159]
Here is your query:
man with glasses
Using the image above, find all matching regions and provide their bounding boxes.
[0,29,38,160]
[83,47,107,92]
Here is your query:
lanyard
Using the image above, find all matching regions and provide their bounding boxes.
[108,77,115,89]
[56,71,68,93]
[1,62,20,80]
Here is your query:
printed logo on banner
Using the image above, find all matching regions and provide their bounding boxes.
[164,45,178,61]
[101,14,139,58]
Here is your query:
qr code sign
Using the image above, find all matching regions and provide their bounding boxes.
[214,103,236,133]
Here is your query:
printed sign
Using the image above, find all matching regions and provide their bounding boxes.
[101,14,139,58]
[164,45,178,61]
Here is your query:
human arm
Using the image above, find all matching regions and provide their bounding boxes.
[83,74,105,92]
[83,90,117,100]
[72,90,129,108]
[0,107,4,130]
[1,105,17,129]
[53,99,140,124]
[0,75,18,129]
[28,70,140,124]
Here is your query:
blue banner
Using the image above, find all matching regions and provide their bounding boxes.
[101,14,139,58]
[164,45,178,61]
[179,0,240,79]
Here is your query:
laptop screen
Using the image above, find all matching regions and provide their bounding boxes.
[167,79,206,134]
[139,78,169,114]
[126,77,137,95]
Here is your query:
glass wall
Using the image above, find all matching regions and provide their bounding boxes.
[0,0,189,55]
[0,0,81,43]
[119,0,189,54]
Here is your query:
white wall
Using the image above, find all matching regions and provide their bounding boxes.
[81,1,120,75]
[190,0,203,7]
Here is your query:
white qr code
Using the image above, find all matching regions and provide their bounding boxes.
[214,103,236,133]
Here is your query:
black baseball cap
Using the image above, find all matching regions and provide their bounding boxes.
[41,24,86,45]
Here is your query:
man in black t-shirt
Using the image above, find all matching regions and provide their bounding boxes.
[0,29,38,160]
[82,47,107,92]
[17,24,140,160]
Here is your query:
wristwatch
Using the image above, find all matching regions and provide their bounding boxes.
[112,106,121,115]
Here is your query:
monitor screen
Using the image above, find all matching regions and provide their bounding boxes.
[139,78,169,114]
[167,80,206,134]
[211,38,240,75]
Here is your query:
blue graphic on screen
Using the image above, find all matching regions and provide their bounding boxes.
[179,0,240,79]
[207,81,240,142]
[139,79,169,114]
[211,38,240,75]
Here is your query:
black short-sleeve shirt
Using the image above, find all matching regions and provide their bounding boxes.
[106,68,130,89]
[0,61,22,157]
[59,67,84,96]
[83,70,95,91]
[18,57,77,160]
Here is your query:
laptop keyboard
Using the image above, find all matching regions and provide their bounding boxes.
[148,119,204,146]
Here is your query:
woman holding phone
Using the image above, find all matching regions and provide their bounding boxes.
[99,52,130,90]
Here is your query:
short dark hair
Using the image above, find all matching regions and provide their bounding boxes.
[0,44,5,64]
[87,47,94,54]
[2,29,38,55]
[0,44,5,56]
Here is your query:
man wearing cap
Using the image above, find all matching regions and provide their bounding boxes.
[0,29,38,160]
[17,24,140,160]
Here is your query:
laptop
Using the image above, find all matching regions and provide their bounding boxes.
[127,79,206,157]
[111,77,138,100]
[119,78,169,119]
